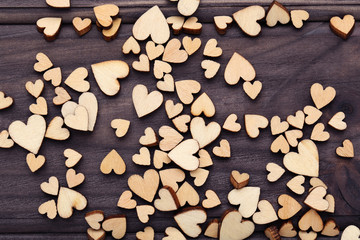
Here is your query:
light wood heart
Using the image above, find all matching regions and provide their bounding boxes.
[299,231,317,240]
[163,38,188,63]
[183,17,202,34]
[201,60,220,79]
[321,219,340,237]
[74,92,98,131]
[232,5,265,37]
[266,1,290,27]
[341,225,360,240]
[310,83,336,109]
[165,100,183,119]
[66,168,85,188]
[204,219,219,238]
[38,199,57,219]
[190,117,221,148]
[172,114,191,133]
[213,139,231,158]
[85,210,104,230]
[203,38,222,57]
[163,227,186,240]
[102,17,122,42]
[285,129,303,147]
[168,139,199,171]
[279,220,297,237]
[286,175,305,195]
[100,149,126,175]
[304,186,329,211]
[132,147,151,166]
[270,134,290,154]
[174,207,207,238]
[176,181,200,207]
[328,111,347,130]
[223,113,241,132]
[330,14,355,40]
[182,36,201,55]
[43,67,62,86]
[57,187,87,218]
[53,87,71,106]
[157,74,175,92]
[219,209,255,240]
[303,105,322,125]
[191,92,215,117]
[177,0,200,16]
[132,54,150,72]
[64,148,82,168]
[311,123,330,142]
[36,17,62,41]
[93,4,119,28]
[133,6,170,44]
[153,150,171,169]
[167,16,185,35]
[29,97,48,115]
[291,10,309,29]
[136,205,155,223]
[225,52,256,85]
[34,52,53,72]
[26,153,46,172]
[8,114,46,154]
[160,168,185,192]
[64,105,89,131]
[154,186,180,211]
[153,60,172,79]
[298,209,323,232]
[277,194,302,220]
[266,162,285,182]
[64,67,90,92]
[117,190,137,209]
[91,60,129,96]
[72,17,91,36]
[139,127,158,147]
[243,80,262,100]
[26,79,44,98]
[122,36,140,55]
[158,125,184,151]
[325,194,335,213]
[252,200,278,224]
[228,187,260,218]
[46,0,70,8]
[102,214,127,239]
[202,190,221,209]
[87,228,105,240]
[214,16,233,34]
[0,91,13,110]
[230,170,249,189]
[0,130,14,148]
[40,176,59,196]
[45,116,70,141]
[132,84,163,118]
[128,169,159,202]
[175,80,201,105]
[190,168,209,187]
[336,139,354,158]
[283,139,319,177]
[244,114,268,138]
[111,119,130,138]
[146,41,164,60]
[287,110,305,129]
[136,226,155,240]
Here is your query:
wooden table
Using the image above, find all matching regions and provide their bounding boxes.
[0,0,359,239]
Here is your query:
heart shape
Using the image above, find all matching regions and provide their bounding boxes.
[190,117,221,148]
[157,74,175,92]
[57,187,87,218]
[87,228,105,240]
[299,231,317,240]
[270,135,290,154]
[341,225,360,239]
[64,148,82,168]
[182,36,201,55]
[175,80,201,104]
[165,100,183,119]
[201,59,220,79]
[336,139,354,158]
[233,5,265,37]
[45,116,70,141]
[330,14,355,40]
[204,219,219,238]
[283,139,319,177]
[34,52,53,72]
[167,16,185,34]
[102,17,122,42]
[310,123,330,142]
[298,209,323,232]
[117,190,137,209]
[176,181,200,207]
[219,209,255,240]
[0,130,14,148]
[53,87,71,106]
[225,52,256,85]
[291,10,309,29]
[64,67,90,92]
[25,79,44,98]
[122,36,140,54]
[146,41,164,60]
[286,175,305,195]
[66,168,85,188]
[8,114,46,154]
[29,97,48,115]
[230,170,249,189]
[202,190,221,209]
[43,67,62,86]
[310,83,336,109]
[326,194,335,213]
[154,186,180,211]
[40,176,59,196]
[93,4,119,28]
[163,38,188,63]
[213,139,231,158]
[172,114,191,133]
[111,119,130,138]
[252,200,278,224]
[284,129,303,147]
[303,105,322,125]
[85,210,104,230]
[214,16,233,34]
[163,227,186,240]
[136,226,155,240]
[177,0,200,16]
[244,114,268,138]
[243,80,262,100]
[321,219,340,237]
[277,194,302,220]
[203,38,222,57]
[72,17,91,36]
[128,169,159,202]
[132,54,150,72]
[26,153,46,172]
[36,17,62,41]
[153,150,171,169]
[287,110,305,129]
[228,186,260,218]
[102,215,126,239]
[190,168,209,187]
[304,186,329,211]
[0,91,13,110]
[174,207,207,238]
[328,111,347,130]
[46,0,70,8]
[223,113,241,132]
[266,1,290,27]
[100,149,126,175]
[136,205,155,223]
[266,162,285,182]
[132,147,151,166]
[158,125,184,151]
[279,221,297,237]
[153,60,172,79]
[38,200,57,219]
[132,84,163,118]
[191,92,215,117]
[159,168,185,192]
[183,17,202,34]
[168,139,199,171]
[139,127,158,147]
[64,105,89,131]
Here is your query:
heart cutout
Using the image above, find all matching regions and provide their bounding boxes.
[36,17,62,41]
[153,150,171,169]
[303,105,322,125]
[165,100,183,119]
[219,209,255,240]
[26,153,46,172]
[46,0,70,8]
[72,17,91,36]
[132,147,151,166]
[128,169,159,202]
[163,38,188,63]
[223,113,241,132]
[287,110,305,129]
[266,162,285,182]
[132,54,150,72]
[203,38,222,57]
[190,168,209,187]
[136,205,155,223]
[213,139,231,158]
[102,17,122,42]
[64,105,89,131]
[284,129,303,147]
[100,149,126,175]
[132,84,163,118]
[167,16,185,34]
[157,74,175,92]
[102,215,127,239]
[304,186,329,211]
[159,168,185,192]
[154,186,180,211]
[111,119,130,138]
[172,114,191,133]
[45,116,70,141]
[168,139,199,171]
[66,168,85,188]
[330,14,355,39]
[336,139,354,158]
[139,127,158,147]
[225,52,256,85]
[159,125,184,151]
[43,67,62,86]
[277,194,302,220]
[38,200,57,219]
[175,80,201,105]
[136,226,155,240]
[243,80,262,100]
[87,228,105,240]
[57,187,87,218]
[190,117,221,148]
[177,0,200,16]
[201,59,220,79]
[122,36,140,55]
[228,186,260,218]
[244,114,268,138]
[310,83,336,109]
[266,1,290,27]
[233,6,265,36]
[183,17,202,34]
[174,207,207,238]
[117,190,137,209]
[202,190,221,209]
[64,67,90,92]
[270,134,290,154]
[40,176,59,196]
[270,116,289,135]
[146,41,164,60]
[26,79,44,98]
[64,148,82,168]
[93,4,119,28]
[291,10,309,29]
[163,227,186,240]
[279,221,297,237]
[153,60,172,79]
[328,111,347,130]
[204,219,219,238]
[34,52,53,72]
[341,225,360,239]
[182,36,201,55]
[0,91,13,110]
[29,97,48,115]
[85,210,104,230]
[214,16,233,34]
[230,170,249,189]
[321,219,340,237]
[286,175,305,195]
[176,181,200,207]
[0,130,14,148]
[191,92,215,117]
[310,123,330,142]
[252,200,278,224]
[53,87,71,106]
[298,209,323,232]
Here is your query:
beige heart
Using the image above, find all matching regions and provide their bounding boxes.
[244,114,268,138]
[93,4,119,28]
[158,125,184,151]
[85,210,104,230]
[298,209,323,232]
[270,134,290,154]
[303,105,322,125]
[228,187,260,218]
[190,168,209,187]
[102,215,127,239]
[132,147,151,166]
[66,168,85,188]
[203,38,222,57]
[78,92,98,131]
[157,73,174,92]
[325,194,335,213]
[128,169,159,202]
[102,17,122,42]
[40,176,59,196]
[36,17,62,41]
[287,110,305,129]
[176,181,200,207]
[223,113,241,132]
[277,194,302,220]
[202,190,221,208]
[57,187,87,219]
[153,60,172,79]
[233,5,265,37]
[167,16,185,34]
[191,92,215,117]
[163,38,188,63]
[111,119,130,138]
[139,127,158,146]
[183,17,202,34]
[136,226,155,240]
[291,10,309,29]
[132,84,163,118]
[175,80,201,104]
[341,225,360,240]
[252,200,278,224]
[266,1,290,27]
[45,116,70,141]
[266,162,285,182]
[177,0,200,16]
[72,17,91,36]
[0,130,14,148]
[336,139,354,158]
[64,148,82,168]
[214,16,233,34]
[279,221,297,237]
[204,219,219,238]
[230,170,249,189]
[182,36,201,55]
[64,105,89,131]
[163,227,186,240]
[284,129,303,147]
[146,41,164,60]
[330,15,355,40]
[26,153,46,172]
[310,83,336,109]
[46,0,70,8]
[159,168,185,192]
[213,139,231,158]
[154,186,180,211]
[53,87,71,106]
[26,79,44,98]
[168,139,200,171]
[174,207,207,238]
[132,54,150,72]
[29,97,48,115]
[201,60,220,79]
[100,149,126,175]
[38,200,57,219]
[0,91,13,110]
[34,52,53,72]
[64,67,90,92]
[43,67,62,86]
[136,205,155,223]
[243,80,262,100]
[117,190,137,209]
[328,111,347,130]
[190,117,221,148]
[153,150,171,169]
[304,186,329,211]
[122,36,140,55]
[219,209,255,240]
[299,231,317,240]
[270,115,289,135]
[321,219,340,237]
[165,100,183,119]
[286,175,305,195]
[172,114,191,133]
[87,228,105,240]
[310,123,330,142]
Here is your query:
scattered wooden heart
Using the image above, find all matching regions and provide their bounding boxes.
[93,4,119,28]
[201,60,220,79]
[277,194,302,220]
[325,194,335,213]
[8,114,46,154]
[87,228,106,240]
[0,130,14,148]
[154,60,172,79]
[132,147,151,166]
[64,105,89,131]
[72,17,91,36]
[174,207,207,238]
[328,111,347,130]
[283,139,319,177]
[252,200,278,224]
[46,0,70,8]
[36,17,62,41]
[233,5,266,37]
[291,10,309,29]
[303,105,322,125]
[190,117,221,148]
[287,110,305,129]
[85,210,104,230]
[132,84,163,118]
[177,0,200,16]
[341,225,360,240]
[284,129,303,147]
[172,114,190,133]
[191,92,216,117]
[175,80,201,104]
[167,16,185,35]
[321,219,340,237]
[182,36,201,55]
[64,67,90,92]
[64,148,82,168]
[146,41,165,60]
[122,36,140,55]
[0,91,13,110]
[153,149,171,169]
[336,139,354,158]
[43,67,62,87]
[53,87,71,106]
[136,205,155,223]
[159,168,185,192]
[203,38,223,57]
[270,134,290,154]
[154,186,180,211]
[311,123,330,142]
[100,149,126,175]
[310,83,336,109]
[214,16,233,34]
[168,139,199,171]
[139,127,158,146]
[198,149,213,167]
[165,100,183,119]
[244,114,268,138]
[228,186,260,218]
[34,52,53,72]
[213,139,231,158]
[265,226,281,240]
[29,97,48,115]
[304,186,329,211]
[309,177,328,191]
[266,1,290,27]
[204,219,219,238]
[128,169,159,202]
[202,190,221,209]
[38,199,57,219]
[40,176,59,196]
[159,125,184,151]
[183,17,202,34]
[117,190,137,209]
[299,231,317,240]
[163,38,188,63]
[230,170,249,189]
[163,227,186,240]
[330,14,355,40]
[26,79,44,98]
[111,119,130,138]
[243,80,262,100]
[266,162,285,182]
[176,181,200,207]
[225,52,256,85]
[219,209,255,240]
[133,5,170,44]
[91,60,129,96]
[102,215,126,239]
[132,54,150,72]
[136,226,154,240]
[298,209,323,232]
[57,187,87,218]
[286,175,305,195]
[26,153,45,172]
[223,113,241,132]
[66,168,85,188]
[279,220,297,238]
[157,74,175,92]
[102,17,122,41]
[190,168,209,187]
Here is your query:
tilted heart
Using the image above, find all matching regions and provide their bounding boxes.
[163,38,188,63]
[38,200,57,219]
[336,139,354,158]
[53,87,71,106]
[102,215,127,239]
[128,169,159,202]
[163,227,186,240]
[43,67,62,86]
[286,175,305,195]
[153,150,171,169]
[168,139,200,171]
[214,16,233,34]
[40,176,59,196]
[34,52,53,72]
[64,148,82,168]
[72,17,92,36]
[252,200,278,224]
[304,186,329,211]
[122,36,140,55]
[244,114,268,138]
[157,74,175,92]
[111,119,130,138]
[204,219,219,238]
[190,168,209,187]
[233,5,265,37]
[174,207,207,238]
[182,36,201,55]
[201,59,220,79]
[132,84,163,118]
[219,209,255,240]
[64,67,90,92]
[159,125,184,151]
[46,0,70,8]
[172,114,191,133]
[93,4,119,28]
[36,17,62,41]
[270,134,290,154]
[183,17,202,34]
[64,105,89,131]
[139,127,158,147]
[136,226,155,240]
[202,190,221,209]
[100,149,126,175]
[341,225,360,240]
[310,83,336,109]
[177,0,200,16]
[291,10,309,29]
[287,110,305,129]
[87,228,105,240]
[223,113,241,132]
[85,210,104,230]
[154,186,180,211]
[167,16,185,34]
[266,162,285,182]
[57,187,87,218]
[176,181,200,207]
[277,194,302,220]
[328,111,347,130]
[266,1,290,27]
[228,186,260,218]
[0,91,13,110]
[303,105,322,125]
[243,80,262,100]
[132,54,150,72]
[146,41,164,60]
[270,116,289,135]
[212,139,231,158]
[310,123,330,142]
[285,129,303,147]
[0,130,14,148]
[45,116,70,141]
[175,80,201,105]
[117,190,137,209]
[165,100,183,119]
[230,170,249,189]
[225,52,256,85]
[132,147,151,166]
[136,205,155,223]
[330,14,355,40]
[29,97,48,115]
[203,38,222,57]
[279,221,297,238]
[26,153,46,172]
[298,209,323,232]
[25,79,44,98]
[66,168,85,188]
[153,60,172,79]
[191,92,215,117]
[159,168,185,191]
[321,219,340,237]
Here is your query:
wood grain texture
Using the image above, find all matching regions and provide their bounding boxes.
[0,1,360,239]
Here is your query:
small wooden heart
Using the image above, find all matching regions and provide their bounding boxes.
[132,84,163,118]
[298,209,323,232]
[85,210,104,230]
[304,186,329,211]
[163,38,188,63]
[168,139,200,171]
[66,168,85,188]
[219,209,255,240]
[26,79,44,98]
[328,111,347,130]
[111,119,130,138]
[266,162,285,182]
[191,92,216,117]
[228,186,260,218]
[57,187,87,218]
[43,67,62,86]
[176,181,200,207]
[190,117,221,148]
[233,6,265,37]
[214,16,233,34]
[136,226,155,240]
[286,175,305,195]
[34,52,53,72]
[201,60,220,79]
[136,205,155,223]
[167,16,185,35]
[100,149,126,175]
[64,67,90,92]
[182,36,201,55]
[72,17,91,36]
[26,153,46,172]
[93,4,119,28]
[102,214,126,239]
[303,105,322,125]
[266,1,290,27]
[117,190,137,209]
[165,100,183,119]
[64,148,82,168]
[279,221,297,237]
[174,207,207,238]
[0,91,13,110]
[132,147,151,166]
[158,125,184,151]
[183,17,202,34]
[310,83,336,109]
[175,80,201,105]
[153,60,172,79]
[336,139,354,158]
[230,170,249,189]
[132,54,150,72]
[0,130,14,148]
[36,17,62,41]
[277,194,302,220]
[310,123,330,142]
[38,199,57,219]
[330,14,355,39]
[243,80,262,100]
[122,36,140,55]
[291,10,309,29]
[202,190,221,209]
[252,200,278,224]
[190,168,209,187]
[223,113,241,132]
[154,186,180,211]
[203,38,222,57]
[45,116,70,141]
[270,134,290,154]
[213,139,231,158]
[128,169,159,202]
[244,114,268,138]
[53,87,71,106]
[29,97,48,115]
[40,176,59,196]
[157,74,175,92]
[159,168,185,192]
[139,127,158,147]
[287,110,305,129]
[172,114,191,133]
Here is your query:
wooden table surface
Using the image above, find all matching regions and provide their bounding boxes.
[0,0,360,239]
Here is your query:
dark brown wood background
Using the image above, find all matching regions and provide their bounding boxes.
[0,0,359,239]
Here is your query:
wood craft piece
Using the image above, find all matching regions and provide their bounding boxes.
[154,186,180,211]
[133,5,170,44]
[177,0,200,16]
[72,17,91,36]
[36,17,62,41]
[167,16,185,35]
[26,153,45,172]
[136,226,154,240]
[277,194,302,220]
[132,147,151,166]
[163,227,186,240]
[191,92,215,117]
[102,17,121,41]
[325,194,335,213]
[53,87,71,105]
[43,67,62,87]
[153,60,172,79]
[336,139,354,158]
[266,162,285,182]
[309,177,327,191]
[182,36,201,55]
[287,110,305,129]
[244,114,268,138]
[168,139,200,171]
[265,226,281,240]
[214,16,233,34]
[228,187,260,218]
[64,105,89,131]
[76,92,98,131]
[64,67,90,92]
[174,207,207,238]
[40,176,59,196]
[304,186,329,211]
[34,52,53,72]
[291,10,309,29]
[117,190,137,209]
[29,97,47,115]
[253,200,278,224]
[286,175,305,195]
[284,129,303,147]
[128,169,159,202]
[100,149,126,175]
[136,205,155,223]
[159,168,185,191]
[198,149,213,167]
[0,92,13,110]
[85,210,104,230]
[299,231,317,240]
[57,187,87,218]
[230,170,249,189]
[298,209,323,232]
[91,60,129,96]
[46,0,70,8]
[204,219,219,238]
[243,80,262,99]
[175,80,201,104]
[304,105,322,125]
[183,17,202,34]
[132,84,163,118]
[310,83,336,109]
[321,219,340,237]
[203,39,222,57]
[341,225,360,240]
[219,209,255,240]
[111,119,130,138]
[283,139,319,177]
[66,168,85,188]
[176,181,200,207]
[146,41,164,60]
[133,54,150,72]
[279,221,297,237]
[102,215,126,239]
[153,150,171,169]
[213,139,231,158]
[330,15,355,40]
[0,130,14,148]
[165,100,183,119]
[270,134,290,154]
[162,38,188,63]
[190,168,209,186]
[157,74,175,92]
[328,112,347,130]
[87,228,105,240]
[25,79,44,98]
[202,190,221,208]
[311,123,330,142]
[223,113,241,132]
[64,148,82,168]
[8,114,46,154]
[122,36,140,55]
[201,60,220,79]
[38,200,57,219]
[232,5,265,37]
[159,125,184,151]
[139,127,158,146]
[266,1,290,27]
[93,4,119,28]
[190,117,221,148]
[225,52,256,85]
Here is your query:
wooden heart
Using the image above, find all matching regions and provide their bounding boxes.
[29,97,48,115]
[163,227,186,240]
[286,175,305,195]
[182,36,201,55]
[183,17,202,34]
[163,38,188,63]
[244,114,268,138]
[46,0,70,8]
[336,139,354,158]
[201,60,220,79]
[283,139,319,177]
[38,200,57,219]
[100,149,126,175]
[160,168,185,192]
[72,17,91,36]
[223,113,241,132]
[0,130,14,148]
[102,215,126,239]
[266,1,290,27]
[321,219,340,237]
[139,127,158,146]
[136,205,155,223]
[165,100,183,119]
[303,105,322,125]
[330,14,355,39]
[190,168,209,187]
[91,60,129,96]
[157,74,175,92]
[266,162,285,182]
[57,187,87,218]
[85,210,104,230]
[174,207,207,238]
[40,176,59,196]
[87,228,105,240]
[213,139,231,158]
[341,225,360,240]
[287,110,305,129]
[325,194,335,213]
[214,16,233,34]
[291,10,309,29]
[153,150,171,169]
[102,17,122,42]
[279,221,297,237]
[34,52,53,72]
[285,129,303,147]
[128,169,159,202]
[202,190,221,208]
[310,83,336,109]
[66,168,85,188]
[26,153,46,172]
[93,4,119,28]
[228,186,260,218]
[310,123,330,142]
[146,41,164,60]
[26,79,44,98]
[45,116,70,141]
[204,219,219,238]
[36,17,62,41]
[43,67,62,86]
[132,54,150,72]
[233,5,265,37]
[203,38,222,57]
[230,170,249,189]
[159,125,184,151]
[270,134,290,154]
[154,186,180,211]
[0,91,13,110]
[175,80,201,105]
[277,194,302,220]
[53,87,71,106]
[64,105,89,131]
[191,92,215,117]
[153,60,172,79]
[177,0,200,16]
[64,67,90,92]
[304,186,329,211]
[176,181,200,207]
[243,80,262,99]
[298,209,323,232]
[219,209,255,240]
[117,190,137,209]
[328,111,347,130]
[136,226,154,240]
[64,148,82,168]
[122,36,140,55]
[198,149,213,167]
[299,231,317,240]
[167,16,185,35]
[309,177,327,191]
[8,114,46,154]
[190,117,221,148]
[252,200,278,224]
[111,119,130,138]
[133,5,170,44]
[132,147,151,166]
[168,139,199,171]
[133,84,163,118]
